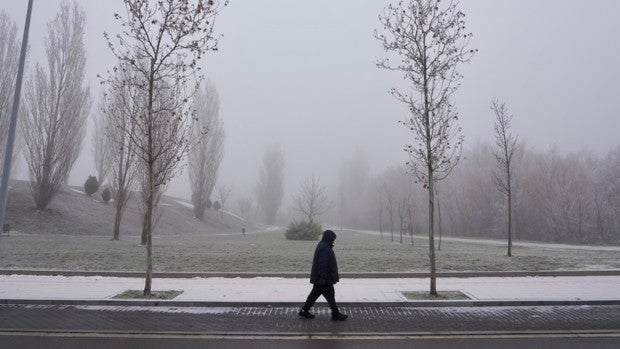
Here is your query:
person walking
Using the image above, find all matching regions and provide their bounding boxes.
[298,229,348,321]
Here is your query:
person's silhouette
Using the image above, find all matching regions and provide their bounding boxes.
[298,230,348,321]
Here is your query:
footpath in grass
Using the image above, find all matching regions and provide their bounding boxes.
[0,229,618,273]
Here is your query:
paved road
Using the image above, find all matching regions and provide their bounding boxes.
[0,334,619,349]
[1,304,618,335]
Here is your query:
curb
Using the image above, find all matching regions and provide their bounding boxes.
[1,329,619,338]
[2,299,620,308]
[2,269,620,278]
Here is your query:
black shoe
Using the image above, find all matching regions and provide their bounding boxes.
[298,309,315,319]
[331,312,348,321]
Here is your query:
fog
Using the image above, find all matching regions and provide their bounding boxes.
[3,0,620,207]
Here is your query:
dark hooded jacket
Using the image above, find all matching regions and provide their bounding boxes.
[310,230,339,285]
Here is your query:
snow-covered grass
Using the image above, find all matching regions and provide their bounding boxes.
[349,229,620,252]
[0,229,618,273]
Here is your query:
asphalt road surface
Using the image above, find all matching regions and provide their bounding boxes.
[0,333,619,349]
[1,303,618,348]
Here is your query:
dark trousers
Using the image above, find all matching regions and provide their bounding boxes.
[302,283,339,314]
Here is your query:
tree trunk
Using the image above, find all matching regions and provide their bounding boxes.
[379,191,383,239]
[507,187,512,257]
[436,187,442,251]
[390,211,393,242]
[408,205,414,246]
[112,204,123,240]
[143,177,154,296]
[143,58,156,297]
[193,200,204,220]
[428,174,437,296]
[112,154,125,241]
[141,214,147,245]
[507,166,512,257]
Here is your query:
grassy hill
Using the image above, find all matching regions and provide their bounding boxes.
[2,181,618,274]
[4,180,247,237]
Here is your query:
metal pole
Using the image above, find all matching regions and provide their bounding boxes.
[0,0,34,232]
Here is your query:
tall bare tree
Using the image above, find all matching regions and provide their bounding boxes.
[376,0,475,295]
[188,80,224,220]
[0,11,20,175]
[22,2,90,210]
[491,99,518,256]
[293,175,330,225]
[256,144,284,225]
[104,0,227,295]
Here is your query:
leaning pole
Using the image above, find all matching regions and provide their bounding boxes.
[0,0,34,233]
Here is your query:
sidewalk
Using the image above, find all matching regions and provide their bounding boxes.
[1,274,619,304]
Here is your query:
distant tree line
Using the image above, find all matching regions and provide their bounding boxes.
[334,145,620,246]
[437,144,620,246]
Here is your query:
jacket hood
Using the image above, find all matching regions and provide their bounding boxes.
[321,230,337,245]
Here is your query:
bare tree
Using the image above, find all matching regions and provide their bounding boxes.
[376,0,475,295]
[92,108,112,186]
[22,2,90,210]
[384,184,395,242]
[188,80,224,220]
[491,99,519,256]
[293,175,330,224]
[100,67,140,241]
[216,183,232,222]
[256,144,284,225]
[397,194,407,244]
[377,183,384,239]
[0,11,20,175]
[104,0,227,296]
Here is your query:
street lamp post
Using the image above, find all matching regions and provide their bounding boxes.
[0,0,34,234]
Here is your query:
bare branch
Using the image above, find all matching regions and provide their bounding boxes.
[292,175,330,225]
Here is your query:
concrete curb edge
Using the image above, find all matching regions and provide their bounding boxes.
[2,299,619,308]
[2,269,620,278]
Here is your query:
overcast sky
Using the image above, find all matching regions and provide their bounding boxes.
[3,0,619,203]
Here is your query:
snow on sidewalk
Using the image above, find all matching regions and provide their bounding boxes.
[0,275,618,302]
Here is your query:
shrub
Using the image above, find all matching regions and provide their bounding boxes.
[101,188,111,203]
[285,220,322,241]
[84,175,99,196]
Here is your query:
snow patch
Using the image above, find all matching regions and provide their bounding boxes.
[74,305,235,315]
[342,229,620,251]
[174,200,193,209]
